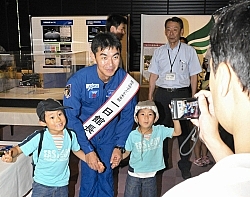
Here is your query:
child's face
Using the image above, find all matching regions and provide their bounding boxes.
[136,108,155,128]
[43,110,66,133]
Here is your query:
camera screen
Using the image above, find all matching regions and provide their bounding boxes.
[171,98,199,120]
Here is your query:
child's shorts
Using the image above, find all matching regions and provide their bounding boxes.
[31,181,68,197]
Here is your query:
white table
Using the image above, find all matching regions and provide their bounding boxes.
[0,107,39,126]
[0,107,39,140]
[0,87,64,100]
[0,141,33,197]
[0,87,64,137]
[0,87,64,126]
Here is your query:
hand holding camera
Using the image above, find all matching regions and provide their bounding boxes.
[170,98,200,120]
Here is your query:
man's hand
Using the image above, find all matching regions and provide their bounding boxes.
[110,148,122,169]
[97,161,105,173]
[191,90,219,144]
[85,151,101,171]
[191,90,215,127]
[191,90,234,162]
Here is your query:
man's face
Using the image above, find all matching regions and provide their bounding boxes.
[94,47,120,82]
[165,21,183,45]
[110,23,126,40]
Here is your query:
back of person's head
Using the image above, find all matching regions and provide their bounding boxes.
[91,32,122,56]
[164,16,184,29]
[134,100,159,123]
[180,36,188,44]
[210,0,250,93]
[106,14,127,32]
[36,98,70,122]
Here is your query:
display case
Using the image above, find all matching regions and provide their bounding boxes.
[0,51,89,108]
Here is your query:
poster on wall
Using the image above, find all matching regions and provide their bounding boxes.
[140,14,213,85]
[86,20,106,42]
[31,16,108,75]
[40,20,73,73]
[142,43,164,84]
[31,16,106,88]
[42,20,73,42]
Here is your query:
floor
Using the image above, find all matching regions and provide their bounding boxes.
[1,125,215,197]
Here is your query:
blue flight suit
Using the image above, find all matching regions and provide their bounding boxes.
[63,65,137,197]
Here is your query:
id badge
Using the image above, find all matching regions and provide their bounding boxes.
[166,72,176,80]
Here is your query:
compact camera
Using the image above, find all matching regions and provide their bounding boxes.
[170,98,199,120]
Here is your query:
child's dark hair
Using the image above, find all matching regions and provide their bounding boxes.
[36,98,70,122]
[38,109,66,123]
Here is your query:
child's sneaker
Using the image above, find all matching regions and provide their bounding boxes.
[202,156,213,165]
[193,158,206,167]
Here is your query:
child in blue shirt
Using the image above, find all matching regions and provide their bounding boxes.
[2,98,104,197]
[123,100,181,197]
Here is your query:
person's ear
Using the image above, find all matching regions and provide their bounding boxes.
[217,62,231,97]
[154,116,159,123]
[164,29,167,37]
[180,28,184,37]
[135,116,139,124]
[110,26,116,33]
[89,51,96,64]
[39,120,47,127]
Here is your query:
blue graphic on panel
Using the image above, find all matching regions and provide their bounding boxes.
[41,20,73,26]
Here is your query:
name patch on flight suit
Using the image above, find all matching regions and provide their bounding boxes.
[86,83,100,98]
[106,90,115,98]
[86,83,99,91]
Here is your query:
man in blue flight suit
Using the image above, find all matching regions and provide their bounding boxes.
[63,32,138,197]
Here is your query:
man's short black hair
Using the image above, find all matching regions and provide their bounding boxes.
[106,14,127,32]
[91,32,122,56]
[210,1,250,93]
[164,17,184,30]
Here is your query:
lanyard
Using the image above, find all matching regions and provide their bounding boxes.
[168,43,181,72]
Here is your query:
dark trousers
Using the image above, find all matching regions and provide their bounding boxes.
[154,87,192,171]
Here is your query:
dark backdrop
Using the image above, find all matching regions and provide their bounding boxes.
[0,0,229,71]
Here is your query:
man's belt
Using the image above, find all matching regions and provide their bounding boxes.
[83,73,139,140]
[159,87,189,92]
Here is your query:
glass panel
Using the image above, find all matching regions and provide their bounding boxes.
[0,51,89,107]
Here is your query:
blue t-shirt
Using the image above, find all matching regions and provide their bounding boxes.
[125,125,174,173]
[19,128,80,187]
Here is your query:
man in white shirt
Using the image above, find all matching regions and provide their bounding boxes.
[148,16,201,179]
